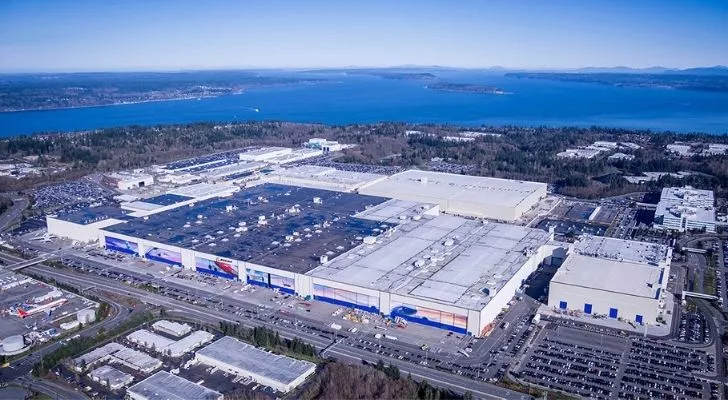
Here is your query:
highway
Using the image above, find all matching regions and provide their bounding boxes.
[0,196,28,233]
[7,255,530,400]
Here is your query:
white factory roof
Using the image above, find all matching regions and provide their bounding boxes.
[106,171,153,181]
[573,236,670,266]
[112,347,162,371]
[264,165,386,191]
[166,330,214,356]
[308,208,552,310]
[74,343,125,367]
[266,148,323,164]
[88,365,133,387]
[152,320,192,337]
[167,182,240,199]
[201,162,265,179]
[127,329,175,349]
[240,146,291,158]
[551,254,663,299]
[127,371,222,400]
[655,186,715,223]
[195,336,316,387]
[359,169,546,213]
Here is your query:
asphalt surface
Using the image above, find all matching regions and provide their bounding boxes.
[0,197,28,233]
[7,256,530,400]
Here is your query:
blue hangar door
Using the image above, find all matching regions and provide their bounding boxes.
[609,308,618,318]
[584,304,593,314]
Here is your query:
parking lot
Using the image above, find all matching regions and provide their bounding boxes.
[677,311,709,344]
[513,323,717,400]
[29,180,115,211]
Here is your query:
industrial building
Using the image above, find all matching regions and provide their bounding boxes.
[127,329,214,357]
[262,165,387,192]
[103,171,154,190]
[0,335,25,354]
[88,365,134,390]
[359,170,547,221]
[152,320,192,337]
[239,147,293,162]
[46,206,135,243]
[548,236,672,325]
[73,343,161,373]
[49,179,558,336]
[127,371,223,400]
[195,336,316,393]
[239,147,323,164]
[654,186,716,233]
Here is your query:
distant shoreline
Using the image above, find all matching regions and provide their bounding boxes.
[0,95,221,114]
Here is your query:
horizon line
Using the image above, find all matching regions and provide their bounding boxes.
[1,64,726,75]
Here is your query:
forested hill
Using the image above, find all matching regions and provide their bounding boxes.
[1,121,727,200]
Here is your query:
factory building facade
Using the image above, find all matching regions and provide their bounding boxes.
[548,236,672,325]
[47,172,556,336]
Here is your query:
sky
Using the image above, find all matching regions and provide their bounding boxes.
[1,0,727,72]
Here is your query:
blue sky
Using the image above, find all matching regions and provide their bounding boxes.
[1,0,727,72]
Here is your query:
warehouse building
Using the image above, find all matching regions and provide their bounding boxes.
[654,186,716,233]
[262,165,387,192]
[359,170,547,221]
[152,320,192,337]
[195,336,316,393]
[46,206,135,243]
[49,182,557,336]
[548,236,672,325]
[103,171,154,190]
[239,147,293,162]
[88,365,134,390]
[127,371,222,400]
[127,329,214,357]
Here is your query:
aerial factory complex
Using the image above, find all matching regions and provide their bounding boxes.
[45,147,558,335]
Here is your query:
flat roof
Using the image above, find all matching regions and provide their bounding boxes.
[655,186,715,223]
[551,254,662,299]
[74,343,125,367]
[308,208,552,310]
[359,170,546,216]
[166,182,239,199]
[127,329,174,348]
[88,365,133,385]
[266,165,385,189]
[54,205,134,225]
[152,320,191,336]
[112,347,161,371]
[127,371,221,400]
[240,147,291,157]
[103,184,389,273]
[573,236,670,266]
[142,194,194,206]
[196,336,315,386]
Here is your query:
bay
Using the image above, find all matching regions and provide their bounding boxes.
[1,72,727,137]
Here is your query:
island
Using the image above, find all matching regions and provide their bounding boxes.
[426,82,508,94]
[505,72,728,93]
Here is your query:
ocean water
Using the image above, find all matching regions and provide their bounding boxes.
[1,72,727,137]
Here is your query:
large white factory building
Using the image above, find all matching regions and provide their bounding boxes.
[358,170,547,221]
[47,170,558,336]
[548,236,672,325]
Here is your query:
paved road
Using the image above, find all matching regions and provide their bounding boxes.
[0,196,28,233]
[16,260,530,399]
[14,376,89,400]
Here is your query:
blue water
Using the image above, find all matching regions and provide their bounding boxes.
[2,72,727,137]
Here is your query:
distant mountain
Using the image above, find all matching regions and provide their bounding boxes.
[571,66,671,74]
[663,66,728,76]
